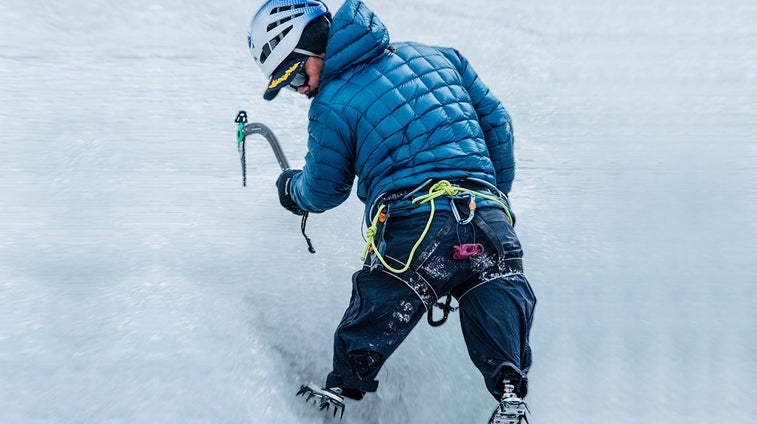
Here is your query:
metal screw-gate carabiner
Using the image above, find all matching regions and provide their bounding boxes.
[451,191,476,225]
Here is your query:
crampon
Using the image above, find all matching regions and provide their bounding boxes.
[297,383,346,419]
[489,397,529,424]
[488,380,530,424]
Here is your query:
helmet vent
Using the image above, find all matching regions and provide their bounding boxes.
[260,25,293,64]
[267,13,304,32]
[260,44,271,63]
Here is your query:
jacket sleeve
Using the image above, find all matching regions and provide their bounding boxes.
[441,48,515,194]
[289,101,356,213]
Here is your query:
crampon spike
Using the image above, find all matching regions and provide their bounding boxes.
[296,383,346,420]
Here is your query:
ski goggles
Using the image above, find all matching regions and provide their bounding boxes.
[286,65,309,91]
[264,49,321,100]
[286,50,322,91]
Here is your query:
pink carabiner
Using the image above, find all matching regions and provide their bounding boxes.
[452,243,485,260]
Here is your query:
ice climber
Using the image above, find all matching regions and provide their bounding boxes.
[246,0,537,422]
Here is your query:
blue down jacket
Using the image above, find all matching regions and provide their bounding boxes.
[290,0,515,220]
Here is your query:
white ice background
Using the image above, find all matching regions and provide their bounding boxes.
[1,0,756,423]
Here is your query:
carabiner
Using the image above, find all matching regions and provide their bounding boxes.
[451,191,476,225]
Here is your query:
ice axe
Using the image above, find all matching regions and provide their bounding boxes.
[234,110,315,254]
[235,110,291,184]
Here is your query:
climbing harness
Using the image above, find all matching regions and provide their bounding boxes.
[361,179,513,272]
[361,179,515,327]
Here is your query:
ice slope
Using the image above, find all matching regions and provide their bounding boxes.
[1,0,755,423]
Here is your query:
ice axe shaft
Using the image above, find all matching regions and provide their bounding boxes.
[240,122,291,171]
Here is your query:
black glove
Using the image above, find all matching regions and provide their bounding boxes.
[276,169,306,216]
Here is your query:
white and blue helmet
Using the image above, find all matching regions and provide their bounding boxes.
[248,0,330,94]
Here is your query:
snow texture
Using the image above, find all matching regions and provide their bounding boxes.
[1,0,756,423]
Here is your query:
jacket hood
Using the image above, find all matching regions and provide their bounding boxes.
[320,0,390,84]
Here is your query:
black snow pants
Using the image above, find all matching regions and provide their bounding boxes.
[325,206,536,400]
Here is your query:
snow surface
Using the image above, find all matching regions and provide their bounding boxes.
[1,0,756,423]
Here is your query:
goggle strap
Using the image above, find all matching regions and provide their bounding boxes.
[292,48,320,57]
